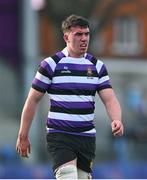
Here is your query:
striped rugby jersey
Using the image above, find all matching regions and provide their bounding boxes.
[32,47,112,137]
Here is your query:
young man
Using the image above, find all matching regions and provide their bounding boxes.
[16,14,124,179]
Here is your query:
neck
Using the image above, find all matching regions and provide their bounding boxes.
[66,47,84,58]
[68,53,84,58]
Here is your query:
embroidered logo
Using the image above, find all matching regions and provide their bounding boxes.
[61,66,71,74]
[87,67,93,79]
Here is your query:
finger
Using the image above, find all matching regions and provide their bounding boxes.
[111,124,118,131]
[26,148,30,158]
[17,148,21,154]
[113,130,121,136]
[20,149,28,157]
[21,154,28,158]
[24,153,29,158]
[113,126,120,132]
[113,128,123,136]
[16,146,28,158]
[112,121,121,128]
[21,151,29,158]
[28,145,31,154]
[112,121,121,130]
[113,131,121,136]
[112,125,120,134]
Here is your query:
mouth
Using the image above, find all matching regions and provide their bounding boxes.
[80,44,87,49]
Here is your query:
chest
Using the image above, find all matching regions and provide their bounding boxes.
[53,63,98,79]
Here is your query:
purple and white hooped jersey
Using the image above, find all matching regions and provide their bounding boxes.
[32,47,112,137]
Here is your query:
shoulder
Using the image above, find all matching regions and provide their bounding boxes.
[40,51,63,66]
[40,56,56,68]
[85,52,105,66]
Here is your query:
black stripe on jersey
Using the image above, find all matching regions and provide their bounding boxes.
[47,124,94,132]
[47,88,96,96]
[50,106,94,115]
[32,84,46,93]
[54,70,98,77]
[51,54,64,64]
[90,56,97,66]
[97,84,112,92]
[38,66,52,80]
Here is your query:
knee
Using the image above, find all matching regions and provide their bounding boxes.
[55,164,77,179]
[77,168,92,179]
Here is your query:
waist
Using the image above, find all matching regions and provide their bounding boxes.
[47,123,95,133]
[46,127,96,137]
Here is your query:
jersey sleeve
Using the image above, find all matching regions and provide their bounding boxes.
[96,60,112,92]
[32,57,55,93]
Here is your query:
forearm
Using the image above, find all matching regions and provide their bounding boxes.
[105,96,122,122]
[18,88,44,138]
[18,98,38,138]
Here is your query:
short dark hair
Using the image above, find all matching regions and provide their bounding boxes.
[61,14,89,33]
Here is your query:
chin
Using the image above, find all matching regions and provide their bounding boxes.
[81,47,87,52]
[81,50,87,54]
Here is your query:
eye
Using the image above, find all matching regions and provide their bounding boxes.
[76,32,83,36]
[85,32,90,36]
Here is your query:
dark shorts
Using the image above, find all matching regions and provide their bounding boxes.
[46,132,96,174]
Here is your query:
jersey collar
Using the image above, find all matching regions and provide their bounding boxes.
[62,47,87,58]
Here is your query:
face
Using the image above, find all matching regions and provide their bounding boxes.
[64,26,90,58]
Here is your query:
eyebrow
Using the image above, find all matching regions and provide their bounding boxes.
[73,31,90,35]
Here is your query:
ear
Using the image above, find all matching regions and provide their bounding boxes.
[63,33,69,43]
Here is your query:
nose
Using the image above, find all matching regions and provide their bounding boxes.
[81,34,88,41]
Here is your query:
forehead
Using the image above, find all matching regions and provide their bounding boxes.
[69,26,89,33]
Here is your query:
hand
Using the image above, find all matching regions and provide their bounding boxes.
[111,120,124,137]
[16,135,31,158]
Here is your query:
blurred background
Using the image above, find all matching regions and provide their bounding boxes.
[0,0,147,178]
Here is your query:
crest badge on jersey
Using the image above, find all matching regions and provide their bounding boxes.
[87,67,93,79]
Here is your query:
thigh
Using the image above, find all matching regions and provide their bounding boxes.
[46,133,77,173]
[76,136,96,173]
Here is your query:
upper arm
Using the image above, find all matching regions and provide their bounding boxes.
[98,88,116,105]
[27,87,45,103]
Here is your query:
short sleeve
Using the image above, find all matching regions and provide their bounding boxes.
[96,60,112,92]
[32,57,55,93]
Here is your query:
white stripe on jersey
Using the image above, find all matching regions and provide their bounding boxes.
[59,57,93,65]
[44,57,56,71]
[82,128,96,134]
[48,112,94,122]
[52,76,98,84]
[35,72,51,84]
[46,127,96,134]
[96,60,103,73]
[98,75,110,84]
[49,94,95,102]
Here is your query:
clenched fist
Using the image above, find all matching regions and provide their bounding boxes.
[111,120,124,136]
